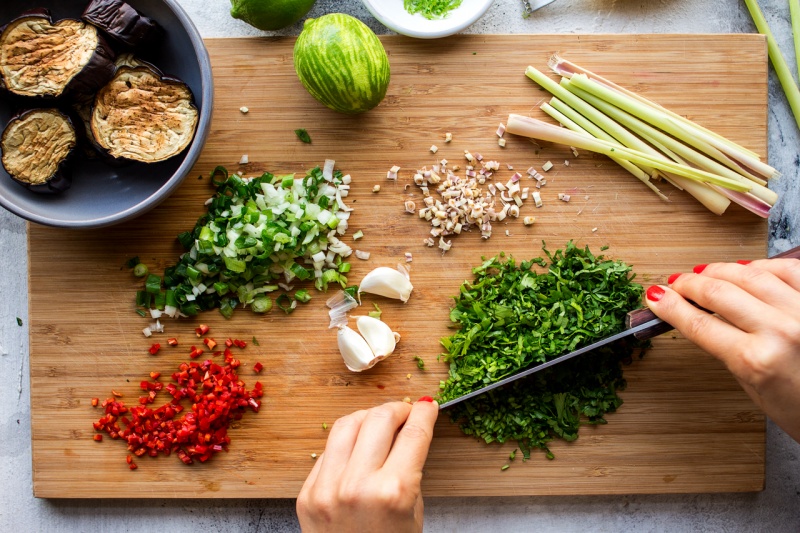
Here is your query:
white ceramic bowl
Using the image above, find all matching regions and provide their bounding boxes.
[362,0,495,39]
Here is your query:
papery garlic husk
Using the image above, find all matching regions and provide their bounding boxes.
[338,325,383,372]
[358,267,413,302]
[356,315,401,358]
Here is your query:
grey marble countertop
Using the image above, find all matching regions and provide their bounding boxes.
[1,0,799,531]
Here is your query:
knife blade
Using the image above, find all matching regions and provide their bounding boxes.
[439,244,800,410]
[438,313,664,410]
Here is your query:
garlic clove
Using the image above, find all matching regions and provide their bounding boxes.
[358,267,414,302]
[356,316,400,358]
[338,325,381,372]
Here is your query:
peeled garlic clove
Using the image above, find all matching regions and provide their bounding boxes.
[356,315,400,358]
[338,325,380,372]
[358,267,413,302]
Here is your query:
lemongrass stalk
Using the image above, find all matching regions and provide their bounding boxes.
[547,99,731,214]
[745,0,800,138]
[547,54,763,161]
[545,100,655,183]
[506,114,751,193]
[547,99,684,194]
[707,185,770,218]
[525,66,657,176]
[563,81,779,207]
[566,73,774,184]
[541,102,667,199]
[552,97,683,191]
[792,0,800,80]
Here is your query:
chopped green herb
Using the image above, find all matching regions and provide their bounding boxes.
[294,289,312,303]
[16,317,23,326]
[509,449,517,461]
[276,294,294,314]
[133,263,149,277]
[294,129,312,143]
[136,309,147,318]
[252,336,260,346]
[322,422,328,430]
[251,296,273,314]
[368,303,382,319]
[439,242,647,460]
[404,0,463,19]
[501,464,510,471]
[414,356,425,370]
[125,256,140,268]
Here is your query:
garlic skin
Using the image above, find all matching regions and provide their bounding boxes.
[356,315,400,357]
[338,325,382,372]
[358,267,413,302]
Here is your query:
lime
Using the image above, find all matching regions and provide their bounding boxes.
[293,14,390,114]
[230,0,316,31]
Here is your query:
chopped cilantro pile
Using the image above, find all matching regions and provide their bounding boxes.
[404,0,463,20]
[439,242,647,460]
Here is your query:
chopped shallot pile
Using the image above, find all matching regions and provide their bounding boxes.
[395,148,553,253]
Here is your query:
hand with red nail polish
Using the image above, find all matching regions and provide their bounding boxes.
[297,399,439,532]
[645,257,800,444]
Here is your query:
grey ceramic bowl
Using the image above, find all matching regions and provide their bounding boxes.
[0,0,212,228]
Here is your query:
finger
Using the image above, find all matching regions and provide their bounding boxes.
[298,451,324,498]
[315,410,368,489]
[645,284,751,369]
[349,402,413,475]
[692,261,800,315]
[742,258,800,293]
[384,398,439,478]
[668,272,782,333]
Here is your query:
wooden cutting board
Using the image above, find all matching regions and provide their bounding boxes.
[29,34,769,498]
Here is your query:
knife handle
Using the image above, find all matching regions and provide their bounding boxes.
[625,244,800,341]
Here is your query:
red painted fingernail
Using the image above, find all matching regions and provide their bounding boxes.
[693,264,708,274]
[646,285,666,302]
[417,396,434,403]
[737,260,752,265]
[667,273,681,284]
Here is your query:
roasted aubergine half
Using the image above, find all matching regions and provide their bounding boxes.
[0,8,115,99]
[1,108,76,194]
[91,64,198,163]
[82,0,159,49]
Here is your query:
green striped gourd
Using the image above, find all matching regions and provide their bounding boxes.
[293,14,390,114]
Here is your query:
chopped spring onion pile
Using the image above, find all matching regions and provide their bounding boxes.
[137,161,353,319]
[505,56,779,218]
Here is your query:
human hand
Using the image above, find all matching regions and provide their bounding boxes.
[644,258,800,443]
[296,398,439,533]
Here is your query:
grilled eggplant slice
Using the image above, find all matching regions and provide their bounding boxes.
[1,108,76,194]
[91,65,198,163]
[82,0,159,49]
[0,9,115,99]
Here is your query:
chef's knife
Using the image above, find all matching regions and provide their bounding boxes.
[439,245,800,410]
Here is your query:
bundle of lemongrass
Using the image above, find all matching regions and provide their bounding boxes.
[505,55,778,217]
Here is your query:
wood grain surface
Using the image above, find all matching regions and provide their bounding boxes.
[29,34,769,498]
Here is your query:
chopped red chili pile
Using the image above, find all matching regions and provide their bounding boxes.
[195,324,210,337]
[167,338,179,347]
[203,338,217,350]
[253,362,263,373]
[92,355,263,468]
[148,343,161,355]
